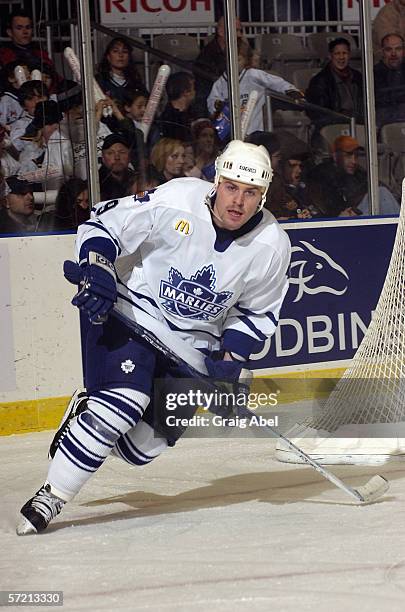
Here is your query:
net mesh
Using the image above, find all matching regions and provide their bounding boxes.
[300,182,405,434]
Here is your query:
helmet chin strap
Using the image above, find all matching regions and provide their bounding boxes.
[205,186,225,225]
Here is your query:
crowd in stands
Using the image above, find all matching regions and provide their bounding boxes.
[0,8,403,235]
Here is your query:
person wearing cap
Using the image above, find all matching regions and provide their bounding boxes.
[18,100,73,188]
[306,135,399,216]
[99,132,136,200]
[0,175,36,233]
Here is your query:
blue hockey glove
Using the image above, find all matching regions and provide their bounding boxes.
[205,353,244,382]
[205,352,253,418]
[63,260,83,285]
[65,252,117,324]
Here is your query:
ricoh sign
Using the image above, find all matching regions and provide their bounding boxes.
[249,219,398,369]
[343,0,391,21]
[99,0,214,25]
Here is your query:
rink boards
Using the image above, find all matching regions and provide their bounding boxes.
[0,216,398,435]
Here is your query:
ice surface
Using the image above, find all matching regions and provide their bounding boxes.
[1,431,405,611]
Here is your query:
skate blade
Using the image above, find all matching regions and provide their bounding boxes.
[16,515,38,536]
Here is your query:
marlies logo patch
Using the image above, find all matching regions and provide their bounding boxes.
[159,265,232,320]
[121,359,135,374]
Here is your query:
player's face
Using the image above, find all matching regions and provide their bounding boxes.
[382,35,404,69]
[330,44,350,71]
[8,17,33,46]
[214,179,262,230]
[7,191,34,215]
[107,43,129,71]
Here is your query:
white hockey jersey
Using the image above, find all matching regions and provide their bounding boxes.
[76,178,291,373]
[207,67,295,134]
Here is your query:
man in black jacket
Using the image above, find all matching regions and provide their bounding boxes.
[374,33,405,127]
[98,133,136,201]
[306,38,363,128]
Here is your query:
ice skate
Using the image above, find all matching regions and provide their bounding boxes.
[48,389,88,459]
[16,483,65,535]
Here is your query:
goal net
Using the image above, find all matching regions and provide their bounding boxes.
[276,182,405,465]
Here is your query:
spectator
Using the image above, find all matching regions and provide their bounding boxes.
[0,10,56,73]
[280,156,313,218]
[158,72,198,142]
[0,175,36,233]
[52,177,89,230]
[9,80,49,153]
[306,38,363,129]
[246,130,296,219]
[150,138,185,184]
[95,94,145,172]
[19,100,73,188]
[99,132,136,200]
[126,166,160,195]
[123,88,160,152]
[306,136,400,216]
[374,33,405,127]
[0,60,30,126]
[207,38,301,136]
[191,118,221,181]
[0,124,20,178]
[193,15,245,114]
[182,142,203,178]
[95,37,144,105]
[373,1,405,58]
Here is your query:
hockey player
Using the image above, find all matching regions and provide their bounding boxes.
[16,140,291,535]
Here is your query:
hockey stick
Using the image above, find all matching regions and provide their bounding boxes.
[14,65,27,87]
[64,47,112,117]
[31,69,42,81]
[241,90,258,140]
[111,307,389,504]
[138,64,171,141]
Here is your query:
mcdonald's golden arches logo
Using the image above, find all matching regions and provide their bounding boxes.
[174,218,193,236]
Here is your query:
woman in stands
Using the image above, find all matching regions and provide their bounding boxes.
[191,118,221,181]
[52,177,89,231]
[95,37,144,105]
[150,137,186,184]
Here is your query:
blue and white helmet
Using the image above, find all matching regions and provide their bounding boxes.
[214,140,273,210]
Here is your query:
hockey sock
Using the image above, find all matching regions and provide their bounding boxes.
[112,420,168,466]
[47,388,149,500]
